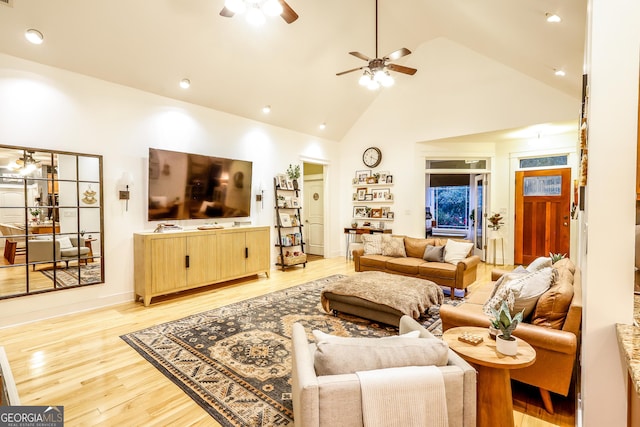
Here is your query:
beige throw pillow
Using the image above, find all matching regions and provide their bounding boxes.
[381,235,406,257]
[443,239,473,265]
[312,330,449,376]
[361,234,383,255]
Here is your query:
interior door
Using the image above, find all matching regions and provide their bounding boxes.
[515,168,571,265]
[304,174,324,256]
[473,175,487,260]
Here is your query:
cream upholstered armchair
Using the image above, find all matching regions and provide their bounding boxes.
[291,316,476,427]
[27,236,90,270]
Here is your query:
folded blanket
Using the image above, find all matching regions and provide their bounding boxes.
[321,271,444,319]
[356,366,448,427]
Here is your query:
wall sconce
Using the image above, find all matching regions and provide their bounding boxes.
[119,172,134,211]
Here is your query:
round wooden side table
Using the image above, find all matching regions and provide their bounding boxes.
[442,326,536,427]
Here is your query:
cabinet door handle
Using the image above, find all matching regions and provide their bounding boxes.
[185,255,190,268]
[245,248,249,258]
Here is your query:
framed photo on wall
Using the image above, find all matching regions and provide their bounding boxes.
[371,208,382,218]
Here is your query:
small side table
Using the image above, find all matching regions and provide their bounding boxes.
[84,238,96,263]
[488,236,504,266]
[442,326,536,427]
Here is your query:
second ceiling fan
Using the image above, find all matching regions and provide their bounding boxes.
[337,0,417,89]
[220,0,298,25]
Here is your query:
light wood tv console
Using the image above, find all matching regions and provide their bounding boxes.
[134,226,270,306]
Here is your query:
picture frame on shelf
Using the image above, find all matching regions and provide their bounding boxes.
[372,188,390,201]
[277,175,288,189]
[387,211,395,219]
[381,206,390,218]
[279,212,292,227]
[353,206,368,218]
[364,194,373,201]
[378,171,389,183]
[386,175,393,184]
[292,198,300,208]
[286,179,294,190]
[366,176,377,184]
[356,187,367,201]
[356,170,371,183]
[371,208,382,218]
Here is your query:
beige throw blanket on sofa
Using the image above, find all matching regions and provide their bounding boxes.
[356,366,448,427]
[321,271,444,319]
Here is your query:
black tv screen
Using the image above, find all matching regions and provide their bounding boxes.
[148,148,253,221]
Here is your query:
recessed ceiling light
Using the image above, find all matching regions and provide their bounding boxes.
[25,29,44,45]
[262,105,271,114]
[179,79,191,89]
[554,69,566,77]
[546,13,562,23]
[319,123,326,130]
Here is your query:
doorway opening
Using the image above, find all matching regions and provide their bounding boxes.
[425,159,490,260]
[302,162,325,257]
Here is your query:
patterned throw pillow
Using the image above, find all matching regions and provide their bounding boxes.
[381,235,407,257]
[361,234,383,255]
[483,267,556,319]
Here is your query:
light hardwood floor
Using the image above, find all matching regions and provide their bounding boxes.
[0,257,575,426]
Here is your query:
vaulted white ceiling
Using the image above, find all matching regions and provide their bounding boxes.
[0,0,586,141]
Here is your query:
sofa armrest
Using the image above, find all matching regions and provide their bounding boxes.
[352,247,365,271]
[459,255,481,270]
[291,323,320,427]
[439,305,577,356]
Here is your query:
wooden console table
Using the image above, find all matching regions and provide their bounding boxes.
[442,326,536,427]
[343,227,391,259]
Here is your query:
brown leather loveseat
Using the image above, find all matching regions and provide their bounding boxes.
[439,258,582,414]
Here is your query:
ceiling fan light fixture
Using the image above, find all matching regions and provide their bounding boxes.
[263,0,283,17]
[225,0,246,14]
[380,71,394,87]
[179,78,191,89]
[367,79,380,91]
[246,7,266,26]
[359,72,371,86]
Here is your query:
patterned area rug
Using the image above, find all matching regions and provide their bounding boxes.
[120,274,462,427]
[40,263,103,288]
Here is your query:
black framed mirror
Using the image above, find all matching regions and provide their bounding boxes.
[0,145,104,299]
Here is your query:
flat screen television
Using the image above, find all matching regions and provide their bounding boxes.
[148,148,253,221]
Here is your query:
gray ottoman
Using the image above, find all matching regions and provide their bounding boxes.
[321,271,444,326]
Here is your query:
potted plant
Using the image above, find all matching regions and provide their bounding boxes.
[29,208,40,223]
[490,300,524,355]
[549,252,566,264]
[286,164,301,190]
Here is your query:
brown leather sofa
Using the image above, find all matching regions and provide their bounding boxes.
[352,236,481,297]
[439,258,582,414]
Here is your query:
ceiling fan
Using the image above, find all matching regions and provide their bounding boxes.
[220,0,299,25]
[336,0,417,89]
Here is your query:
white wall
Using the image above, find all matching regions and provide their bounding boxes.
[580,1,640,425]
[0,52,340,328]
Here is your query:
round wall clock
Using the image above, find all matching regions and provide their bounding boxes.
[362,146,382,168]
